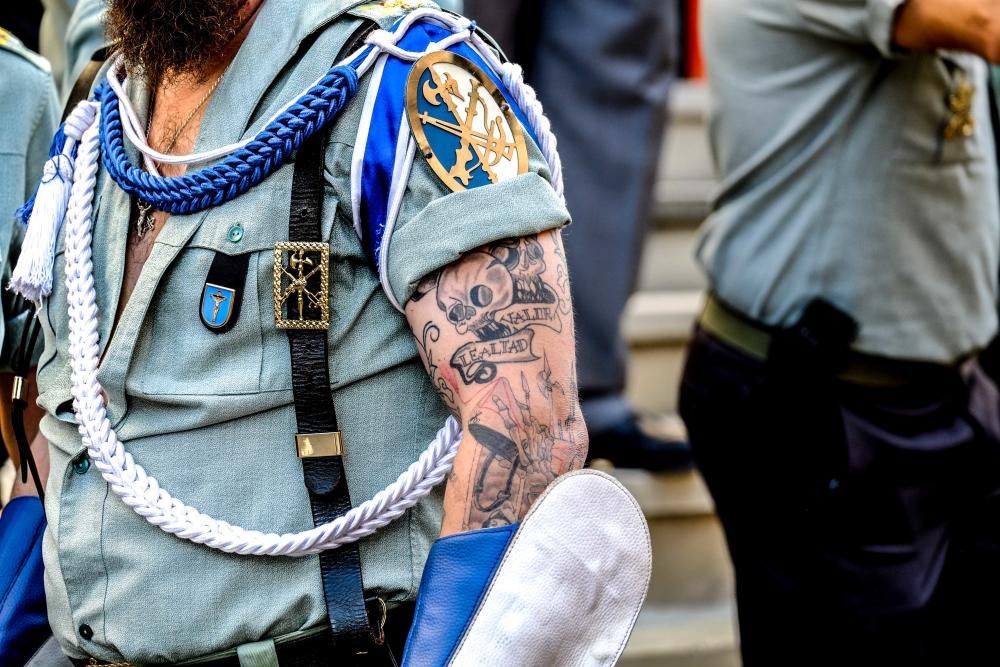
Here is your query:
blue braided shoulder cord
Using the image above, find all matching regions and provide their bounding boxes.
[99,63,362,215]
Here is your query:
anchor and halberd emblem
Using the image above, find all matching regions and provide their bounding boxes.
[406,51,529,193]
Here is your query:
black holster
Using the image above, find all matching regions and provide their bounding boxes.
[764,299,860,492]
[768,298,859,380]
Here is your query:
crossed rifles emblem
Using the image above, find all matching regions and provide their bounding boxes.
[417,65,519,187]
[280,250,324,314]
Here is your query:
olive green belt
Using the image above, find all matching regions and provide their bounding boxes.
[698,295,952,388]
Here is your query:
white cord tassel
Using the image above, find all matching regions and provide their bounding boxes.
[10,101,98,303]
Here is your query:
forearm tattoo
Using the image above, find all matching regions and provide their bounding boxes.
[461,362,582,528]
[409,232,586,530]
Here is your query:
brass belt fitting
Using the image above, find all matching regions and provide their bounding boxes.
[296,432,344,458]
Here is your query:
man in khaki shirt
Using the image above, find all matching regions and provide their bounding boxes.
[684,1,1000,664]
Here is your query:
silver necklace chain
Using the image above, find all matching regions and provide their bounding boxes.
[135,70,228,238]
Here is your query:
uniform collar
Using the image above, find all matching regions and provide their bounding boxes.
[197,0,369,149]
[110,0,369,245]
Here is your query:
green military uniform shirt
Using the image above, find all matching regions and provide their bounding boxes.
[33,1,568,662]
[698,0,1000,362]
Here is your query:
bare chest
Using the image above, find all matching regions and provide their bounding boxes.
[117,209,169,317]
[113,131,198,322]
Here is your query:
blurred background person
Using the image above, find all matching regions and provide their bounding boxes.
[682,0,1000,664]
[38,0,74,91]
[0,21,60,665]
[465,0,690,471]
[41,0,106,102]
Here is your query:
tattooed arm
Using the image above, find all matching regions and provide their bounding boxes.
[406,229,588,535]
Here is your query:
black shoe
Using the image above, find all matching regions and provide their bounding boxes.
[586,414,694,473]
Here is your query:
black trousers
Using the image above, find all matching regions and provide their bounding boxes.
[679,327,1000,666]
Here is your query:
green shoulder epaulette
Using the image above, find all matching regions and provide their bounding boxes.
[0,26,52,74]
[348,0,440,28]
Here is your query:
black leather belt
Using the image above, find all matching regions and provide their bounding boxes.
[69,603,414,667]
[280,132,377,653]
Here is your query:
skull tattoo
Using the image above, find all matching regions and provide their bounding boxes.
[488,237,557,304]
[436,252,515,340]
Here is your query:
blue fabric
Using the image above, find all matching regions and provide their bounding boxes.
[98,61,362,215]
[0,497,49,666]
[359,20,537,267]
[402,524,517,667]
[24,17,536,251]
[16,124,68,226]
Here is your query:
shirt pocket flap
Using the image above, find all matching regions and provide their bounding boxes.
[185,180,294,255]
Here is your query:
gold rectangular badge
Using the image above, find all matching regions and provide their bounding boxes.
[296,432,344,458]
[273,241,331,330]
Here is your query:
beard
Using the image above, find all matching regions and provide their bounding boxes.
[105,0,247,84]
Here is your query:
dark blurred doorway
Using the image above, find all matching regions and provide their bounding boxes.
[0,1,44,52]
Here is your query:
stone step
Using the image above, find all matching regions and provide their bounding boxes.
[607,467,733,607]
[637,226,707,294]
[623,290,703,415]
[653,80,715,230]
[621,601,741,667]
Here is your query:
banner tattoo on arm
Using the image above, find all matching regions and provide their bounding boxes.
[435,236,564,384]
[414,234,585,529]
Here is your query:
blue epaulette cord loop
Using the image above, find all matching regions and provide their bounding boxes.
[98,64,361,215]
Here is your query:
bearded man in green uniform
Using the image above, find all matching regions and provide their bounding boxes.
[0,1,656,665]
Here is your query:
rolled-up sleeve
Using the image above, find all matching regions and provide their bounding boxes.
[383,142,570,308]
[794,0,908,57]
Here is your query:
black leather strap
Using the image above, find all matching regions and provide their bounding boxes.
[288,132,375,653]
[62,48,110,121]
[7,301,43,501]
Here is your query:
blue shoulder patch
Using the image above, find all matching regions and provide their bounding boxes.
[406,51,530,193]
[352,19,537,269]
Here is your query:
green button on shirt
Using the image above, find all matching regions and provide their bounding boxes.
[33,1,569,662]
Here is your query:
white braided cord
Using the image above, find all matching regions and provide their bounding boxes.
[62,100,462,557]
[497,62,564,200]
[49,9,563,558]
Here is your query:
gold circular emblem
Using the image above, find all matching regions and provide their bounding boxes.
[406,51,529,193]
